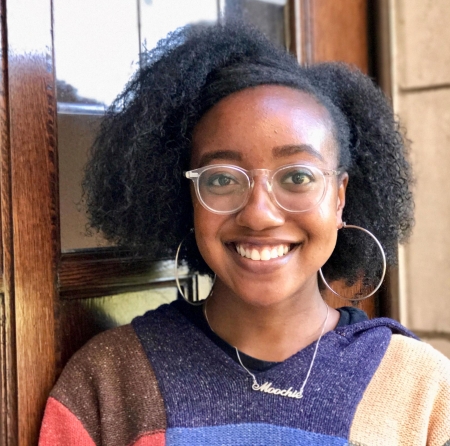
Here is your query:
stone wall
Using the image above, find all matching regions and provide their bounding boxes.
[391,0,450,357]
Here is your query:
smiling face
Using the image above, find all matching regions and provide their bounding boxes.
[190,85,347,308]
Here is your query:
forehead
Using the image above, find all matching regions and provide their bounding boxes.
[191,85,338,168]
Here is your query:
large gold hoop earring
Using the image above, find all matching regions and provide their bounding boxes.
[174,228,215,305]
[319,223,387,301]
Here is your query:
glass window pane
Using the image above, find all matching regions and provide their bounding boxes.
[54,0,141,251]
[54,0,139,108]
[139,0,218,51]
[89,286,177,328]
[58,113,109,250]
[223,0,287,46]
[83,272,213,329]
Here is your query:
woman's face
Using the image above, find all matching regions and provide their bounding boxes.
[190,85,347,307]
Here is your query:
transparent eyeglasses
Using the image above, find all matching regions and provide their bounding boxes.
[184,164,341,214]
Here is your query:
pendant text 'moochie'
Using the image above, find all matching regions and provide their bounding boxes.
[252,381,303,399]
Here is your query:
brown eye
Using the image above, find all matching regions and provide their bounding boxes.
[280,169,314,186]
[207,173,237,187]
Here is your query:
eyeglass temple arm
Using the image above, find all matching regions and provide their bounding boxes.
[324,169,341,176]
[184,171,199,179]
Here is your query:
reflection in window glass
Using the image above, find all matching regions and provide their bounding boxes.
[54,0,139,108]
[224,0,287,46]
[140,0,218,52]
[90,286,177,329]
[58,113,108,250]
[63,269,213,335]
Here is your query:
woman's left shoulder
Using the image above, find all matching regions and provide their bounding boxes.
[349,331,450,445]
[387,333,450,380]
[349,315,450,376]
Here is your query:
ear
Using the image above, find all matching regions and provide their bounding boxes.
[336,172,348,228]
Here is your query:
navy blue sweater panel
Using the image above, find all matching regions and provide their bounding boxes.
[132,303,416,438]
[172,299,368,372]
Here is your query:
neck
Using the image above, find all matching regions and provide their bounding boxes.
[203,280,339,362]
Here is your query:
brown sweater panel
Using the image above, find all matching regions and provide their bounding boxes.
[51,324,167,445]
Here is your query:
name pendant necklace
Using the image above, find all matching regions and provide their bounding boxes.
[203,301,329,399]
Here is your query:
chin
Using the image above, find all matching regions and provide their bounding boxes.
[228,282,302,309]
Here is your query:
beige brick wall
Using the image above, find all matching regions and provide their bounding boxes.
[391,0,450,357]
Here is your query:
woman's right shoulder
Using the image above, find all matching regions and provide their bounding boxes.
[41,324,167,445]
[52,323,160,402]
[58,301,179,384]
[60,324,144,375]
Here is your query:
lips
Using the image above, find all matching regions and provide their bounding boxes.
[234,242,293,261]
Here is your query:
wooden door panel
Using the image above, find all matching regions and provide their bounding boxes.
[0,0,18,443]
[303,0,368,71]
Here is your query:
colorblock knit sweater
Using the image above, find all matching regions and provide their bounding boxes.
[40,302,450,445]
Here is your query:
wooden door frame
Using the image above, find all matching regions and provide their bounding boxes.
[288,0,368,71]
[1,0,58,444]
[1,0,17,443]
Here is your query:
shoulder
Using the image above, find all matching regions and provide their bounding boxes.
[388,334,450,375]
[348,317,450,387]
[54,324,147,387]
[384,334,450,401]
[62,302,185,376]
[349,334,450,445]
[49,324,167,445]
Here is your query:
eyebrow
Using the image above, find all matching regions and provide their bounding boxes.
[272,144,324,162]
[198,150,242,167]
[197,144,324,167]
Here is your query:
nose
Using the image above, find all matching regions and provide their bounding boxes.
[235,175,285,230]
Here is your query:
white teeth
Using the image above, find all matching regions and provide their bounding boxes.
[260,248,271,261]
[251,249,261,260]
[235,243,292,261]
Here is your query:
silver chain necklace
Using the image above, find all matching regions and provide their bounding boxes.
[203,301,329,399]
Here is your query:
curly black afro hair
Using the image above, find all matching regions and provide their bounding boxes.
[83,22,414,288]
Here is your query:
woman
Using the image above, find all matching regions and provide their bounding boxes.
[40,23,450,445]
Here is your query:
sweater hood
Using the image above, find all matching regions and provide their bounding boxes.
[333,316,419,342]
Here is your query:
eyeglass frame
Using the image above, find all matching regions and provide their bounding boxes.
[184,163,342,215]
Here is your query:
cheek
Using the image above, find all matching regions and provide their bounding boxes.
[302,193,340,255]
[321,182,342,222]
[318,197,339,227]
[300,214,338,269]
[192,201,223,268]
[305,209,338,243]
[192,200,209,244]
[319,198,341,250]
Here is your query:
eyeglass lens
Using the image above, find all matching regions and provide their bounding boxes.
[197,165,326,213]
